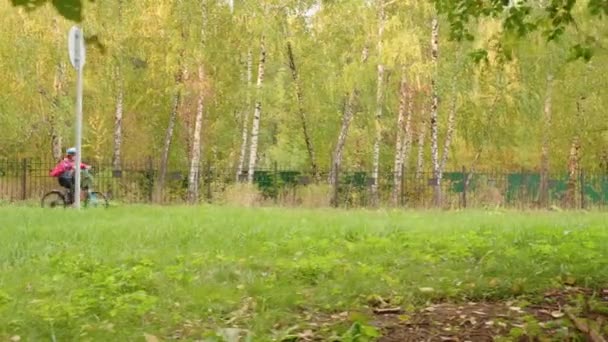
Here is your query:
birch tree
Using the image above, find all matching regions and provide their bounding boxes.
[329,91,358,185]
[187,66,205,203]
[370,0,386,206]
[429,17,441,206]
[401,78,415,178]
[415,86,428,181]
[236,49,253,181]
[247,39,266,184]
[50,18,66,161]
[157,87,182,201]
[185,0,211,203]
[111,0,125,171]
[565,99,581,208]
[539,73,553,208]
[392,71,409,205]
[287,41,319,179]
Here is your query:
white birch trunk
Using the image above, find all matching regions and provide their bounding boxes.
[415,118,427,181]
[187,66,205,203]
[329,91,357,185]
[565,135,580,208]
[438,81,457,180]
[395,78,415,205]
[51,18,64,161]
[236,49,253,181]
[111,0,124,170]
[247,41,266,184]
[329,47,368,186]
[539,73,553,208]
[402,81,415,170]
[112,69,124,171]
[392,71,408,205]
[157,90,181,201]
[565,97,584,208]
[429,17,441,206]
[371,2,386,206]
[51,61,64,161]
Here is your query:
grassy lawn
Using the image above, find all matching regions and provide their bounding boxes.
[0,207,607,341]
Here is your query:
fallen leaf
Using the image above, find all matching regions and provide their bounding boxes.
[398,314,411,322]
[419,287,435,293]
[373,307,403,314]
[144,333,159,342]
[219,328,249,342]
[297,329,314,341]
[509,306,523,312]
[551,311,565,318]
[564,276,576,285]
[565,311,606,342]
[367,294,388,307]
[10,336,20,342]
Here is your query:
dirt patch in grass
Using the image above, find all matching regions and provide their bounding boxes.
[374,287,608,341]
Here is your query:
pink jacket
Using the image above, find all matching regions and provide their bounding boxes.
[50,158,90,177]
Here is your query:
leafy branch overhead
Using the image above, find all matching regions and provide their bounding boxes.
[12,0,606,61]
[434,0,607,61]
[10,0,93,22]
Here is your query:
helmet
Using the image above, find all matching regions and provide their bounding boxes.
[66,147,77,156]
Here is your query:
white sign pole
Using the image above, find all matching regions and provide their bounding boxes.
[68,26,86,209]
[74,55,84,208]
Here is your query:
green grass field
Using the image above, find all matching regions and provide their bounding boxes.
[0,207,607,341]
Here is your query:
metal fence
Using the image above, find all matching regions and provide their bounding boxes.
[1,158,607,209]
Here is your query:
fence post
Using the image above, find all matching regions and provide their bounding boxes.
[21,158,27,201]
[273,162,278,204]
[205,163,212,203]
[331,162,339,208]
[400,163,405,207]
[462,165,467,209]
[580,168,585,210]
[147,157,154,203]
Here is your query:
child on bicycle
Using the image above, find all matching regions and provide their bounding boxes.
[49,147,92,202]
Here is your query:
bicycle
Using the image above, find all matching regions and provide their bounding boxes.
[41,170,109,208]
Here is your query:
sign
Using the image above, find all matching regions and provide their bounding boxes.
[68,26,86,70]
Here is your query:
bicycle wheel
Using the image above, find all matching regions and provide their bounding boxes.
[84,191,109,208]
[41,191,68,208]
